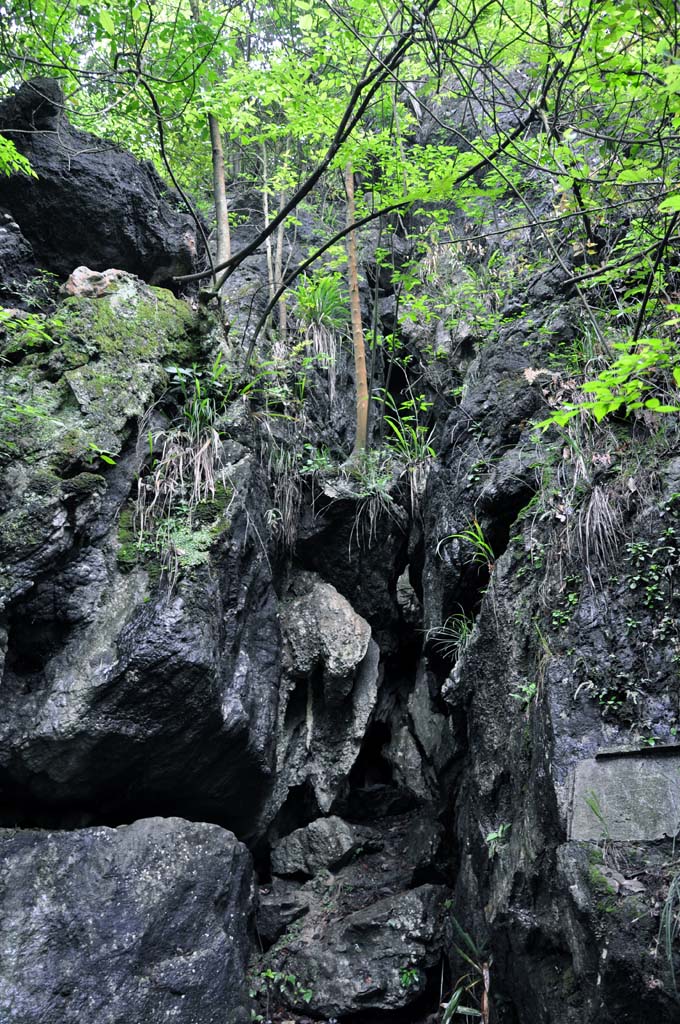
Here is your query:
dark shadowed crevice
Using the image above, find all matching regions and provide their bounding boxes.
[267,780,322,847]
[4,605,73,678]
[482,480,538,565]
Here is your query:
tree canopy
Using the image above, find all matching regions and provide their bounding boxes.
[1,0,679,431]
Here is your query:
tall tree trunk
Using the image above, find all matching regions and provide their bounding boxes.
[262,143,276,305]
[274,186,288,345]
[263,142,289,342]
[209,113,231,278]
[345,161,369,454]
[189,0,230,294]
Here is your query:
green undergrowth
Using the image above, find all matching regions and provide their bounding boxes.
[118,485,234,586]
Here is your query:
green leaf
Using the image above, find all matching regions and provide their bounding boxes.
[659,195,680,213]
[98,10,115,34]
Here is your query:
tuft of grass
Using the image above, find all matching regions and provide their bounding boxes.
[261,439,302,550]
[437,519,494,572]
[295,273,348,405]
[426,610,474,661]
[659,871,680,993]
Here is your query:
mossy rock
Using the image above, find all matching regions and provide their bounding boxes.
[0,275,201,602]
[588,864,617,896]
[1,277,199,471]
[116,484,233,584]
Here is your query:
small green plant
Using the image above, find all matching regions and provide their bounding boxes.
[625,537,676,609]
[295,272,348,404]
[510,679,537,708]
[165,353,233,434]
[250,968,313,1020]
[399,965,420,989]
[377,388,436,464]
[299,442,334,475]
[375,387,435,510]
[337,448,400,550]
[86,442,117,466]
[573,677,642,722]
[0,307,64,350]
[584,791,610,844]
[295,272,347,333]
[551,590,578,628]
[484,823,511,859]
[441,917,490,1023]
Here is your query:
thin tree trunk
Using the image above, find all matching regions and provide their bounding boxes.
[345,161,369,455]
[189,0,230,293]
[274,185,287,344]
[262,143,275,302]
[209,113,231,277]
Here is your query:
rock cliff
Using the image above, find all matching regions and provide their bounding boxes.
[0,84,678,1024]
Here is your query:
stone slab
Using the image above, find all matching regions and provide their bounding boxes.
[569,751,680,841]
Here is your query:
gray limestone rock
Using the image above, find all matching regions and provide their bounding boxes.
[256,878,311,947]
[281,884,450,1017]
[0,817,253,1024]
[283,570,372,706]
[262,572,381,831]
[569,748,680,841]
[0,209,35,301]
[271,816,363,878]
[0,455,280,837]
[0,274,280,839]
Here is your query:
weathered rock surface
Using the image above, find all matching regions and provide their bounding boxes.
[0,272,196,607]
[60,266,141,299]
[0,79,204,287]
[256,877,312,948]
[296,493,409,646]
[0,208,35,301]
[262,571,381,835]
[569,748,680,842]
[271,815,366,877]
[254,809,447,1018]
[0,817,253,1024]
[279,884,449,1016]
[420,271,680,1022]
[0,274,280,837]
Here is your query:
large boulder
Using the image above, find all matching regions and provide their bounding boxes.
[0,274,280,839]
[261,571,381,835]
[278,884,450,1017]
[270,815,365,878]
[0,79,204,288]
[253,808,448,1017]
[0,272,197,607]
[0,817,253,1023]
